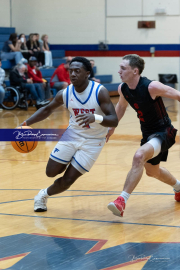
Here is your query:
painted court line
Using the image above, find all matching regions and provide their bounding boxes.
[0,212,179,229]
[0,192,175,205]
[0,188,175,195]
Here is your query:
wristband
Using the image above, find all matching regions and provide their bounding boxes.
[94,114,103,124]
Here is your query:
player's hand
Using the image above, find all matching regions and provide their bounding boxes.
[18,121,27,127]
[106,127,115,143]
[76,113,95,128]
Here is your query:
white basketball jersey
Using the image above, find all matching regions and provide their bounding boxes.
[62,81,108,139]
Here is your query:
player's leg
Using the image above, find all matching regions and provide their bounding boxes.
[122,142,154,193]
[34,138,77,212]
[144,163,176,185]
[34,163,82,212]
[108,139,156,217]
[144,163,180,201]
[47,164,82,195]
[46,158,67,177]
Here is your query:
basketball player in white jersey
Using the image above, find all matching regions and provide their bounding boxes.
[21,57,118,212]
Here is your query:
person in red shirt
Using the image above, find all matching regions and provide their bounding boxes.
[50,56,72,91]
[27,56,51,99]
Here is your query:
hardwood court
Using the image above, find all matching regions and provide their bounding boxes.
[0,97,180,270]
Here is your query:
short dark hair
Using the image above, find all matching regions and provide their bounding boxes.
[123,54,145,74]
[70,57,92,73]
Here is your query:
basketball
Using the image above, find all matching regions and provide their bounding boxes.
[11,126,38,153]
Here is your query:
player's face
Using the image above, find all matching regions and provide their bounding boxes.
[69,62,90,86]
[118,59,136,83]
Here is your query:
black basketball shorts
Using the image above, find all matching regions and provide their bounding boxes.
[140,125,177,165]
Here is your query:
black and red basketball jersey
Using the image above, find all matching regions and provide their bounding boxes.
[121,77,171,135]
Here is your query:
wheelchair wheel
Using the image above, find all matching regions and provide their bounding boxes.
[2,87,20,110]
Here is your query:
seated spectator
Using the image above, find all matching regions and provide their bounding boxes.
[1,33,27,65]
[34,33,43,50]
[41,34,53,67]
[9,64,50,108]
[89,59,101,83]
[26,34,44,66]
[27,56,51,100]
[0,59,5,111]
[50,56,72,91]
[19,33,33,61]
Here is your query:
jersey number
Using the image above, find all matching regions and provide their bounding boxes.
[137,110,145,122]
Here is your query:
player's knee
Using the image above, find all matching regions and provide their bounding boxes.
[146,168,160,178]
[46,168,58,178]
[146,170,154,177]
[133,151,144,166]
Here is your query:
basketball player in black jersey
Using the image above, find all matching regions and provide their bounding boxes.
[106,54,180,217]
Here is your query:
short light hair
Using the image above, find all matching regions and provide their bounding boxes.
[16,64,26,70]
[123,54,145,74]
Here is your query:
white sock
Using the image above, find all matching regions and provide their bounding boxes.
[40,188,49,197]
[120,191,130,204]
[173,180,180,192]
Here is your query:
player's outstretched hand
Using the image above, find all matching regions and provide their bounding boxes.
[106,127,115,143]
[18,121,27,127]
[76,114,95,128]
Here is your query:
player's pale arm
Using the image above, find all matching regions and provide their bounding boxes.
[114,86,128,123]
[149,81,180,101]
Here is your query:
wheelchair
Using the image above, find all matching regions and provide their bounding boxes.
[2,86,29,110]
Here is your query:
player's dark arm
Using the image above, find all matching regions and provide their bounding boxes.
[98,87,118,127]
[76,87,118,128]
[22,91,64,126]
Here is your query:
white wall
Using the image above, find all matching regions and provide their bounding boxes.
[0,0,10,27]
[107,16,180,44]
[1,0,179,44]
[11,0,105,44]
[91,57,179,84]
[1,0,180,85]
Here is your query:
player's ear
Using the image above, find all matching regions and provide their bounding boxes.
[86,71,90,78]
[133,67,138,75]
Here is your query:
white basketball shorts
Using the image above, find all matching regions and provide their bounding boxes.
[50,130,105,174]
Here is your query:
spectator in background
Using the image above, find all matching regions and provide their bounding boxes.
[26,34,44,66]
[34,33,43,50]
[27,56,51,100]
[41,34,53,67]
[0,59,5,111]
[9,64,49,108]
[1,33,27,64]
[50,56,72,91]
[19,33,33,61]
[89,59,101,83]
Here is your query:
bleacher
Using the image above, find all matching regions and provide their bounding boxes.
[0,27,119,99]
